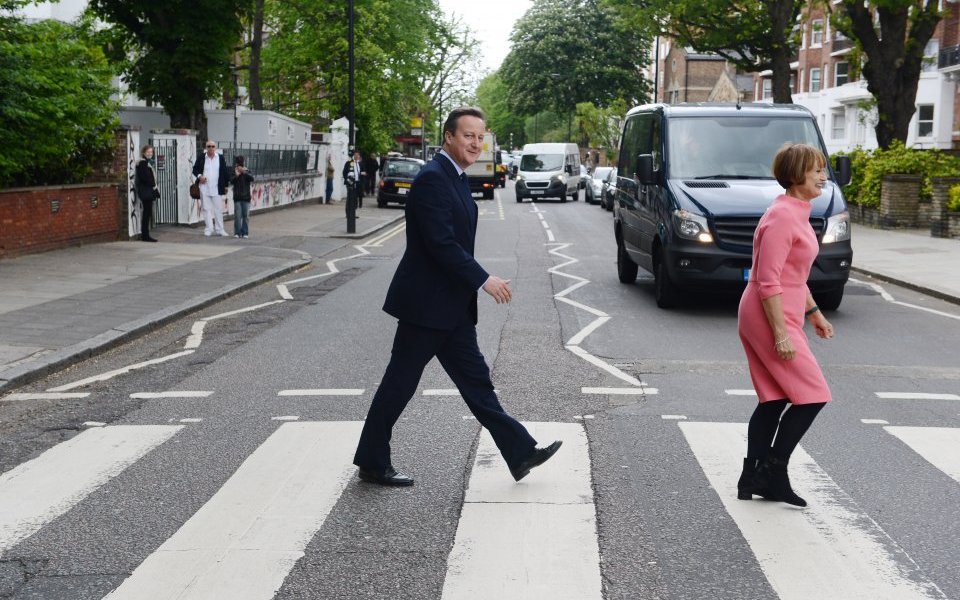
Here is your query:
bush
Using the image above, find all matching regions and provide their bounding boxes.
[0,19,118,188]
[839,141,960,208]
[949,185,960,212]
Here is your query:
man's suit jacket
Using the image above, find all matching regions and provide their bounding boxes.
[192,153,231,196]
[383,153,489,331]
[342,159,361,184]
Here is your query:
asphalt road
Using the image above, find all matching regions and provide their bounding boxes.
[2,180,959,600]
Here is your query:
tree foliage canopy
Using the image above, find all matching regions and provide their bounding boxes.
[89,0,249,135]
[0,17,118,187]
[475,72,528,149]
[500,0,649,117]
[260,0,453,152]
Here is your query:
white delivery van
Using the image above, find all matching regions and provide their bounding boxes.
[515,142,581,202]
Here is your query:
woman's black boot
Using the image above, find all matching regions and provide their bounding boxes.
[737,458,758,500]
[755,455,806,507]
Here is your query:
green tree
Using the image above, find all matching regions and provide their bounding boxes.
[475,72,527,149]
[576,100,626,160]
[829,0,942,148]
[0,17,118,187]
[260,0,444,152]
[612,0,804,104]
[500,0,649,132]
[89,0,250,138]
[420,14,482,146]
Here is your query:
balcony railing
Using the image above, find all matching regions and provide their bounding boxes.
[939,45,960,70]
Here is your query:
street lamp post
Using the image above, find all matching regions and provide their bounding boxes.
[346,0,356,234]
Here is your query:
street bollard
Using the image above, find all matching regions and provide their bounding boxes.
[345,176,357,234]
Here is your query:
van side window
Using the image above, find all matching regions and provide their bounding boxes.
[651,117,662,172]
[618,117,640,177]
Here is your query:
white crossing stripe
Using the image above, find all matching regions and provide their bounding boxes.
[725,389,758,396]
[861,419,890,425]
[104,421,363,600]
[875,392,960,401]
[581,387,655,395]
[423,388,461,396]
[1,392,90,402]
[0,425,182,554]
[277,389,365,396]
[441,422,602,600]
[130,391,213,399]
[885,426,960,484]
[678,422,946,600]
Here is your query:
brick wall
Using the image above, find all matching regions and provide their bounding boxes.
[880,174,922,228]
[0,184,119,258]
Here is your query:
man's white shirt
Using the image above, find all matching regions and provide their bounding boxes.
[201,153,220,197]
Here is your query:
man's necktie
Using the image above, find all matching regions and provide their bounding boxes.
[459,172,471,198]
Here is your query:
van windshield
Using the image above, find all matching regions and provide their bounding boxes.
[667,117,825,180]
[520,154,564,172]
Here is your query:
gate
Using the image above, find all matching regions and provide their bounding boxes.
[151,139,178,224]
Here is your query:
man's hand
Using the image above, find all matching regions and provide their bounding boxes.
[482,276,512,304]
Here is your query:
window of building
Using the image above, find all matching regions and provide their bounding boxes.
[810,68,821,92]
[811,20,824,46]
[835,61,849,86]
[831,109,845,139]
[762,78,772,100]
[917,105,934,137]
[923,39,940,73]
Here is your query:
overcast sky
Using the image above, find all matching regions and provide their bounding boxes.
[437,0,533,72]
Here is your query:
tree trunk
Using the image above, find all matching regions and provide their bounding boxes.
[839,0,941,148]
[170,104,208,143]
[768,0,796,104]
[249,0,264,110]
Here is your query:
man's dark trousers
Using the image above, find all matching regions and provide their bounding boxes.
[353,321,536,474]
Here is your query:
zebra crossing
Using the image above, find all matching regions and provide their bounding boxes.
[1,418,958,599]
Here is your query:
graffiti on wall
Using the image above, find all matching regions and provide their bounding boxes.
[126,129,142,238]
[245,176,319,212]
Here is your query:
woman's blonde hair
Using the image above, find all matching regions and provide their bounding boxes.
[141,144,154,158]
[772,143,826,189]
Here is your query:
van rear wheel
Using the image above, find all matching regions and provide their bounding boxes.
[654,256,681,308]
[617,238,638,283]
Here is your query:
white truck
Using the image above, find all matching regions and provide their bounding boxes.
[465,132,497,200]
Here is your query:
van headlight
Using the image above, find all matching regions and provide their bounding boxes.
[516,175,524,183]
[822,211,850,243]
[673,209,714,243]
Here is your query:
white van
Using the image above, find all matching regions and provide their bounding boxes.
[515,142,581,202]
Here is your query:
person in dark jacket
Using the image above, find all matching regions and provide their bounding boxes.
[135,145,159,242]
[343,150,365,209]
[364,153,379,195]
[230,156,255,238]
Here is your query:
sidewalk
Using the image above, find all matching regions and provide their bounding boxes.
[0,201,404,394]
[851,223,960,304]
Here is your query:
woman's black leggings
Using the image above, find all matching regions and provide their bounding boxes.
[747,399,826,461]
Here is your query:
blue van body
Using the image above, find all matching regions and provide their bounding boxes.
[613,103,852,309]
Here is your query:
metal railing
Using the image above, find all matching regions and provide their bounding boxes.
[201,142,316,177]
[939,45,960,70]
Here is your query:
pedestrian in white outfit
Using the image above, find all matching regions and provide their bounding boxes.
[192,141,230,237]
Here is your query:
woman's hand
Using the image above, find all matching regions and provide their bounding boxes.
[809,313,834,339]
[775,334,796,361]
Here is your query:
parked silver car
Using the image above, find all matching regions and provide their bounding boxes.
[586,166,613,205]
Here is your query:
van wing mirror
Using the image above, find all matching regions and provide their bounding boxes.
[565,164,573,175]
[636,154,656,185]
[834,155,851,187]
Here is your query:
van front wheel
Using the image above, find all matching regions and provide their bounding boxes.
[813,287,844,311]
[617,239,638,283]
[654,257,681,308]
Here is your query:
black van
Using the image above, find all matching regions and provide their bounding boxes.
[613,103,853,309]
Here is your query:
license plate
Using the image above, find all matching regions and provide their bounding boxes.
[743,268,751,281]
[397,188,408,195]
[529,190,544,195]
[396,182,411,188]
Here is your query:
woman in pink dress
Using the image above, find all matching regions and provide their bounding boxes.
[737,143,836,507]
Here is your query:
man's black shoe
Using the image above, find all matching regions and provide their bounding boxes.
[357,467,414,487]
[510,441,563,482]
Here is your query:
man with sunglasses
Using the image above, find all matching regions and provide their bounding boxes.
[192,140,232,237]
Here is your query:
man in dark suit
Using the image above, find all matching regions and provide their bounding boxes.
[353,107,561,486]
[343,150,365,208]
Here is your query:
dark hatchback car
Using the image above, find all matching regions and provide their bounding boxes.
[613,103,853,309]
[377,157,425,207]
